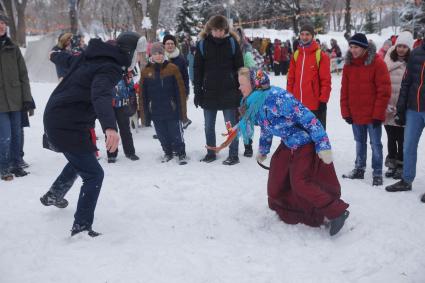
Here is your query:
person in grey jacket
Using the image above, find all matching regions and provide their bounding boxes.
[0,12,34,181]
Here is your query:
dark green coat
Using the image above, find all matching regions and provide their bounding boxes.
[0,37,32,113]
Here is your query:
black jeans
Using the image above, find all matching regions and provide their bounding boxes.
[311,109,327,130]
[384,125,404,162]
[49,152,104,227]
[153,119,185,155]
[107,107,136,158]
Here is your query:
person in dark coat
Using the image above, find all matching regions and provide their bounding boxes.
[51,32,73,80]
[0,13,34,181]
[163,34,192,129]
[140,42,188,164]
[194,15,244,165]
[40,33,140,236]
[385,39,425,203]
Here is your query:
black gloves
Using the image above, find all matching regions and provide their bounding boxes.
[372,119,382,128]
[194,94,202,108]
[394,112,406,126]
[318,102,327,113]
[344,117,353,125]
[22,101,35,112]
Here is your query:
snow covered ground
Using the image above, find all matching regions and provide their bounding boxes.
[1,74,425,283]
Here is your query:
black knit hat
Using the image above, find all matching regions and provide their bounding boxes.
[300,24,315,36]
[0,12,9,25]
[207,15,229,34]
[162,34,177,45]
[349,33,369,49]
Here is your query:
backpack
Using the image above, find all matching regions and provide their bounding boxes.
[198,36,236,57]
[293,48,321,67]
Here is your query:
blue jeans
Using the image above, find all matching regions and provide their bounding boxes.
[403,110,425,183]
[153,119,185,155]
[49,152,104,227]
[0,111,22,173]
[204,109,239,157]
[352,124,383,176]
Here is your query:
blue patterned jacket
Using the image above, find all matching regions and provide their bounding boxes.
[256,86,331,155]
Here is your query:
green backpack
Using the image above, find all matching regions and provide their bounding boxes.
[293,48,321,67]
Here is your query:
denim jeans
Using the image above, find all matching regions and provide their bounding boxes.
[403,110,425,183]
[204,109,239,157]
[49,152,104,227]
[0,111,22,173]
[352,123,383,176]
[153,119,185,155]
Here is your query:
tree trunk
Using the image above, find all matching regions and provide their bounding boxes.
[345,0,351,34]
[126,0,144,34]
[146,0,161,41]
[3,0,17,41]
[69,0,78,33]
[15,0,28,47]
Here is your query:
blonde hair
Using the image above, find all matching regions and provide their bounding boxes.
[238,67,250,80]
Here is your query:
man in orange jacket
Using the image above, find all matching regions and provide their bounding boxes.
[287,24,331,129]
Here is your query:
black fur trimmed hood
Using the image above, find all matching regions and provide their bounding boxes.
[345,41,377,66]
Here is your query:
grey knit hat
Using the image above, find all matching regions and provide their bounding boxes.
[151,42,165,55]
[0,12,9,25]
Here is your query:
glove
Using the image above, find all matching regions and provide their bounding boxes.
[318,150,333,164]
[22,101,35,112]
[372,119,382,128]
[344,117,353,125]
[256,153,267,163]
[194,94,202,108]
[318,102,327,113]
[394,112,406,126]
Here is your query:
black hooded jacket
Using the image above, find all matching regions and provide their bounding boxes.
[43,38,129,153]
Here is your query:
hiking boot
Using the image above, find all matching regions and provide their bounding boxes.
[18,160,29,169]
[178,153,188,165]
[342,169,365,179]
[421,193,425,203]
[1,171,13,181]
[385,168,396,178]
[384,156,397,169]
[222,156,240,165]
[200,153,216,163]
[10,167,29,177]
[243,144,253,157]
[107,157,116,163]
[385,180,412,192]
[40,191,69,208]
[71,223,101,237]
[393,167,403,180]
[182,119,192,129]
[161,153,173,163]
[125,154,140,161]
[329,210,350,236]
[372,176,383,186]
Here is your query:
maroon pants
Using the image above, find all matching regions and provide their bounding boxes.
[267,143,349,227]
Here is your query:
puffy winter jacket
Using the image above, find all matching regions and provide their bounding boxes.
[384,46,407,126]
[256,86,331,155]
[287,41,331,111]
[397,41,425,114]
[340,43,391,124]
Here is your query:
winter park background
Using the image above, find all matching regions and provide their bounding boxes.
[1,0,425,282]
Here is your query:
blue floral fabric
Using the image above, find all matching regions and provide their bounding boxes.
[256,86,331,155]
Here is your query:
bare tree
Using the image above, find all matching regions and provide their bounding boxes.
[146,0,161,40]
[1,0,28,46]
[126,0,144,33]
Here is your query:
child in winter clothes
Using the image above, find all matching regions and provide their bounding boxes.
[213,68,349,236]
[140,42,188,164]
[383,31,413,180]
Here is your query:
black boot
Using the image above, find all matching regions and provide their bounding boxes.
[107,157,116,163]
[372,176,383,186]
[393,166,402,179]
[385,168,396,178]
[178,152,188,165]
[161,153,174,163]
[421,193,425,203]
[222,156,240,165]
[40,191,69,208]
[243,144,253,157]
[385,180,412,192]
[10,167,29,177]
[200,153,216,163]
[342,169,364,179]
[125,153,140,161]
[329,210,350,236]
[71,223,101,237]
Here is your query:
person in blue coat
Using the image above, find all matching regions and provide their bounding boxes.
[40,33,140,237]
[237,67,350,236]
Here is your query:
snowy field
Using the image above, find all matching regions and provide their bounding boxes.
[1,74,424,283]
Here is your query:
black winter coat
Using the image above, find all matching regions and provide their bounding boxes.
[43,38,129,153]
[51,45,71,78]
[194,33,244,110]
[169,54,190,96]
[398,42,425,114]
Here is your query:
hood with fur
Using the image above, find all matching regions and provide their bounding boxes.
[198,30,240,44]
[344,41,377,66]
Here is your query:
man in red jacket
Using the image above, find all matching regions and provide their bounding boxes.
[340,33,391,186]
[287,24,331,128]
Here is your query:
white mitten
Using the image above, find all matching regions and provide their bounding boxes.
[256,153,267,163]
[318,150,333,164]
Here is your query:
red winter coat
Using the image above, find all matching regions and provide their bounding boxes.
[273,43,282,62]
[287,41,331,111]
[340,43,391,124]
